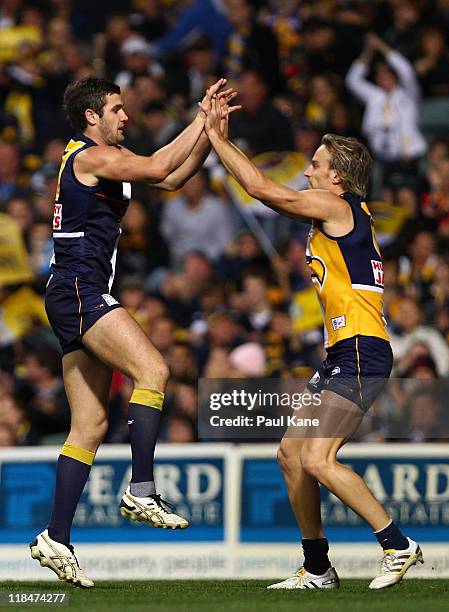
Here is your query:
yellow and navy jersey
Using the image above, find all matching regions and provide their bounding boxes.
[306,192,389,348]
[50,134,131,291]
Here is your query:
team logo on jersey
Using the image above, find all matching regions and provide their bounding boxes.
[331,366,341,376]
[102,294,119,307]
[331,314,346,330]
[309,256,327,289]
[371,260,384,287]
[53,203,62,230]
[306,230,327,289]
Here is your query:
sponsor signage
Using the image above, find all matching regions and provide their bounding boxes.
[0,444,447,579]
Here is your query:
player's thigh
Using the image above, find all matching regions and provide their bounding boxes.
[62,347,113,431]
[81,307,167,383]
[300,390,363,464]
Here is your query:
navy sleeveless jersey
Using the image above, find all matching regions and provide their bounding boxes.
[50,134,131,291]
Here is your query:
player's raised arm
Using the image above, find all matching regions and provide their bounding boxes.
[203,97,347,223]
[148,77,227,173]
[153,87,241,191]
[75,78,229,185]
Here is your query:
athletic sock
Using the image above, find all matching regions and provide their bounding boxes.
[47,444,95,546]
[128,388,164,498]
[302,537,331,575]
[374,520,409,550]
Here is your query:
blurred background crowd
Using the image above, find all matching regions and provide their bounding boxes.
[1,0,449,447]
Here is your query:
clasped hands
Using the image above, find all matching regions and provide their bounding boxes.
[198,78,242,140]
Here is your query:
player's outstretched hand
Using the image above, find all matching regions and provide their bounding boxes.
[198,78,227,119]
[199,90,241,138]
[218,90,241,139]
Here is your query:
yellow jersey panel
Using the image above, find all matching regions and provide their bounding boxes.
[306,192,389,348]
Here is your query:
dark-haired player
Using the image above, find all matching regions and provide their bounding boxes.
[202,97,423,590]
[30,77,238,587]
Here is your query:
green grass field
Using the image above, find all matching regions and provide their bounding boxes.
[1,580,448,612]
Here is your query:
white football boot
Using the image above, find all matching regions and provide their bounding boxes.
[119,487,189,529]
[268,566,340,590]
[30,529,93,588]
[369,537,423,589]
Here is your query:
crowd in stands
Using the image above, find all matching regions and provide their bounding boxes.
[1,0,449,446]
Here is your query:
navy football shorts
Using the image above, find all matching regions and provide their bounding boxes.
[45,275,123,356]
[306,335,393,412]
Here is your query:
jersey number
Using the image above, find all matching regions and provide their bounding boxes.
[371,260,384,287]
[53,203,62,230]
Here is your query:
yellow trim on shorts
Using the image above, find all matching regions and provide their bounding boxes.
[61,443,95,465]
[355,336,363,408]
[130,388,164,410]
[75,276,82,335]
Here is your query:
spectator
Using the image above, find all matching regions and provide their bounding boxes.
[149,315,176,357]
[230,70,295,155]
[389,296,449,376]
[0,139,22,204]
[383,0,421,59]
[5,196,34,244]
[223,0,283,93]
[165,37,217,107]
[100,14,133,81]
[230,269,273,334]
[304,73,342,130]
[414,26,449,97]
[421,158,449,236]
[405,390,447,442]
[130,0,168,43]
[345,33,427,192]
[148,0,232,66]
[228,342,267,377]
[397,230,438,302]
[15,335,70,442]
[164,412,196,443]
[117,199,153,278]
[160,251,214,326]
[142,101,184,150]
[115,35,163,89]
[0,390,31,445]
[161,170,233,265]
[166,343,197,384]
[216,230,269,290]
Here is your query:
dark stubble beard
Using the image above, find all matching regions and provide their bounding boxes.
[98,118,117,146]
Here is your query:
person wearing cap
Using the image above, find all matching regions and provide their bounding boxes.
[115,35,164,90]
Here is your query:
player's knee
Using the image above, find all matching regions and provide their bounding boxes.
[71,415,108,448]
[300,450,334,481]
[134,355,169,389]
[154,357,170,385]
[95,415,109,441]
[277,440,299,473]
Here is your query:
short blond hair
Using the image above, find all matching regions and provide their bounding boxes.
[321,133,372,198]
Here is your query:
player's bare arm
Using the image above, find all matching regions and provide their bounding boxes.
[203,97,352,230]
[154,88,241,191]
[74,78,228,186]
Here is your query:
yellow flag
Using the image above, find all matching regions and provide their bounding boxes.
[0,213,33,286]
[224,151,309,217]
[1,285,49,341]
[368,200,410,247]
[0,25,41,62]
